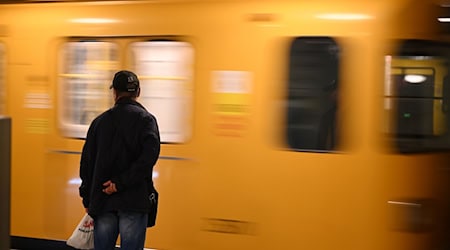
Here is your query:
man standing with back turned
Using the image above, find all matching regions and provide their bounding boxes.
[79,70,161,250]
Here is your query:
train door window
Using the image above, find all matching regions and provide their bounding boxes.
[384,40,450,152]
[129,41,193,143]
[286,37,339,152]
[59,41,118,138]
[0,43,4,115]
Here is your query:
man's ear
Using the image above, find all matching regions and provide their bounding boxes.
[113,89,119,101]
[136,88,141,98]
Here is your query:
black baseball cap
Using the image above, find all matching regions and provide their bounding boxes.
[110,70,140,92]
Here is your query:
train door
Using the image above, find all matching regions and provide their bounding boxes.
[127,40,200,248]
[39,40,119,239]
[382,39,450,250]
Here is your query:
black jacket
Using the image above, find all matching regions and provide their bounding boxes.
[79,97,160,217]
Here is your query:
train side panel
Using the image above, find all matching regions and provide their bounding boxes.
[0,0,448,250]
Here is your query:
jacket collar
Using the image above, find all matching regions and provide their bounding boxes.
[114,97,147,111]
[115,96,137,105]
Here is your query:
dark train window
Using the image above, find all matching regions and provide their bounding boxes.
[384,40,450,152]
[286,37,339,152]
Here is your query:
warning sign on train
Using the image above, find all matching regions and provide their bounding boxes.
[211,71,252,137]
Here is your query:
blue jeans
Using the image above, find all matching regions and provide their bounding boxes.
[93,211,148,250]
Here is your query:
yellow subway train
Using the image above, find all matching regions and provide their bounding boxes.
[0,0,450,249]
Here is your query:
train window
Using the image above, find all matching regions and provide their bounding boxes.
[384,40,450,152]
[58,41,117,138]
[0,43,4,115]
[129,41,193,143]
[286,37,339,152]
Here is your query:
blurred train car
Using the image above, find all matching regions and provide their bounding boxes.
[0,0,450,249]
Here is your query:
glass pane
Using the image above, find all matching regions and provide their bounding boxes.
[59,41,118,138]
[286,37,339,152]
[130,41,193,143]
[384,40,450,152]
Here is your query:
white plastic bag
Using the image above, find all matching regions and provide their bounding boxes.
[66,214,94,249]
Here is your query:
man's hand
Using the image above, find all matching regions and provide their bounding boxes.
[102,180,117,195]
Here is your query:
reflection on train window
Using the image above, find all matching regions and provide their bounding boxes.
[59,41,117,138]
[0,43,5,115]
[384,40,450,152]
[286,37,339,152]
[130,41,193,143]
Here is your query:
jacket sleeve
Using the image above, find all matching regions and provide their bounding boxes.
[79,123,96,208]
[112,115,160,191]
